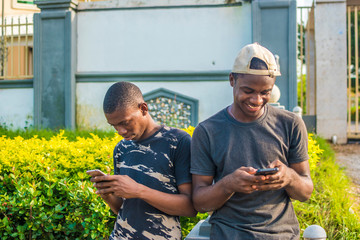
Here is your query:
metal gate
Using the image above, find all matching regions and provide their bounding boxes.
[0,15,34,80]
[297,6,313,114]
[347,4,360,139]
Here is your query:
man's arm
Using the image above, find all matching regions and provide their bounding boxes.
[253,160,313,202]
[284,161,313,201]
[98,193,124,215]
[139,182,197,217]
[92,175,197,217]
[192,167,261,213]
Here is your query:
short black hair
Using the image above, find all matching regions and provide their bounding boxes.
[231,57,268,79]
[103,82,144,114]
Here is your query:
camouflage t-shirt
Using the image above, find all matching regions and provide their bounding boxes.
[109,126,191,240]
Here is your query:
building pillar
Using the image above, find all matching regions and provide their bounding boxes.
[33,0,78,129]
[252,0,297,111]
[314,0,347,143]
[306,7,316,116]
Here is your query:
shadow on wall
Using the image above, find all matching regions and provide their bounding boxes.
[76,104,111,131]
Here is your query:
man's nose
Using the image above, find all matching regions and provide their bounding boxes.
[116,126,127,135]
[250,94,263,105]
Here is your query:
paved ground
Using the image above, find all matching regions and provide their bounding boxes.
[332,142,360,201]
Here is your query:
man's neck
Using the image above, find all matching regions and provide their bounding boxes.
[140,117,161,141]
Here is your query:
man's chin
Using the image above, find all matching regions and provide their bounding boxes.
[123,135,135,141]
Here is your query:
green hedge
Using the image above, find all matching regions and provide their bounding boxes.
[0,131,119,239]
[294,136,360,239]
[0,129,359,239]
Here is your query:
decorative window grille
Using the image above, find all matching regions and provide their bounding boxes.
[143,88,198,128]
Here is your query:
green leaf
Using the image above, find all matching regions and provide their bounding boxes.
[10,233,18,237]
[67,222,76,231]
[91,231,98,239]
[47,188,53,197]
[2,217,8,225]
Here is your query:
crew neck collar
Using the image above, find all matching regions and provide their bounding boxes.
[225,104,268,126]
[133,125,164,143]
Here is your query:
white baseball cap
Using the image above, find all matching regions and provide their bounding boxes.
[232,42,281,77]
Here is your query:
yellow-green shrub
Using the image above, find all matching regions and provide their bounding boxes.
[0,131,121,240]
[0,128,328,239]
[294,136,360,239]
[307,133,323,174]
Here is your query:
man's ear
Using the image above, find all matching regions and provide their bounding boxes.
[139,102,148,116]
[229,73,235,87]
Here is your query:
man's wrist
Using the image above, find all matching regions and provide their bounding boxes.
[100,192,114,200]
[136,183,146,199]
[220,175,234,196]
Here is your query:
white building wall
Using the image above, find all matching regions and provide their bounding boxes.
[77,4,252,72]
[76,81,233,130]
[0,88,33,129]
[1,1,253,130]
[75,2,252,130]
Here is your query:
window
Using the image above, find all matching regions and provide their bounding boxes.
[144,88,198,128]
[17,0,34,4]
[12,0,38,10]
[0,15,34,80]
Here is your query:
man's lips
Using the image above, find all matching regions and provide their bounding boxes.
[122,134,134,140]
[246,103,262,111]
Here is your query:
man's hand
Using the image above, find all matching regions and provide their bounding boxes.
[251,160,290,191]
[222,166,263,194]
[192,166,269,212]
[89,175,126,215]
[90,175,141,199]
[251,160,313,201]
[91,175,196,217]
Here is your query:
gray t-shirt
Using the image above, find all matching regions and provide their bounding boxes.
[191,104,308,240]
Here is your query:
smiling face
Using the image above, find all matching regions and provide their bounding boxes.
[105,103,149,141]
[230,73,275,123]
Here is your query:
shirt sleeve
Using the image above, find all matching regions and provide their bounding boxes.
[173,133,192,186]
[190,124,216,176]
[288,115,309,164]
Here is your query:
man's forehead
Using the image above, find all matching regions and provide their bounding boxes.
[235,75,275,89]
[236,73,275,82]
[106,107,138,122]
[116,104,139,114]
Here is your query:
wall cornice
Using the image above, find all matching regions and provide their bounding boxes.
[78,0,243,11]
[34,0,78,11]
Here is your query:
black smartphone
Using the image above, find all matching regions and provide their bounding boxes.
[86,169,106,177]
[255,167,279,176]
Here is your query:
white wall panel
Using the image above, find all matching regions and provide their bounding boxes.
[76,81,233,130]
[77,5,252,72]
[0,88,33,129]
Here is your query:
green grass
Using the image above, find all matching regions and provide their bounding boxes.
[294,136,360,239]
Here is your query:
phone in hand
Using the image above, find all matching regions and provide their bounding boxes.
[255,167,279,176]
[86,169,106,177]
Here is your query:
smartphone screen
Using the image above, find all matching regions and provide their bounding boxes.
[86,169,106,177]
[255,167,279,176]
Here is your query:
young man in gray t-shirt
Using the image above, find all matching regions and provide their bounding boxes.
[191,43,313,240]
